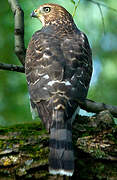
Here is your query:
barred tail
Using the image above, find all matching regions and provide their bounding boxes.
[49,110,74,176]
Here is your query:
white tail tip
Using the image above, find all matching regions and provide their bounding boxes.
[49,169,73,176]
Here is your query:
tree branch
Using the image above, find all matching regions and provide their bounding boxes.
[78,99,117,118]
[0,62,24,73]
[0,112,116,179]
[8,0,26,66]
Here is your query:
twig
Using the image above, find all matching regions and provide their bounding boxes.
[8,0,26,66]
[88,0,117,13]
[0,62,24,73]
[97,3,105,35]
[72,0,80,18]
[78,99,117,118]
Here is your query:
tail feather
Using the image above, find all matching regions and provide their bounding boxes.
[49,110,74,176]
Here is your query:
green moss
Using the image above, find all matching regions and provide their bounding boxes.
[94,149,107,159]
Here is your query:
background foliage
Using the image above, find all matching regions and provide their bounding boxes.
[0,0,117,126]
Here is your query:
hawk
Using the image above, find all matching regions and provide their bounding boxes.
[25,3,92,176]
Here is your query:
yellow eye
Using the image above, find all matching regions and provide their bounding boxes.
[43,7,51,13]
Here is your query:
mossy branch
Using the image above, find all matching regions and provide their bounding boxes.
[0,111,116,179]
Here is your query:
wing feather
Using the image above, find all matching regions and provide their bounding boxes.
[25,29,92,127]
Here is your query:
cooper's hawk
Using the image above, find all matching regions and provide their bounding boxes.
[25,3,92,176]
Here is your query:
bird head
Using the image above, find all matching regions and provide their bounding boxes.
[31,3,73,27]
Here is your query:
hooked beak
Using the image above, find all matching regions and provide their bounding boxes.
[30,10,38,18]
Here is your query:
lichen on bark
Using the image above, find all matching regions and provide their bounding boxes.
[0,110,117,180]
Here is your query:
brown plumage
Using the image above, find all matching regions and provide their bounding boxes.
[25,3,92,176]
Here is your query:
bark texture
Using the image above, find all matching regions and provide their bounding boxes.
[0,110,117,180]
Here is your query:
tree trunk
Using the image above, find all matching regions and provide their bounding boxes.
[0,110,117,180]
